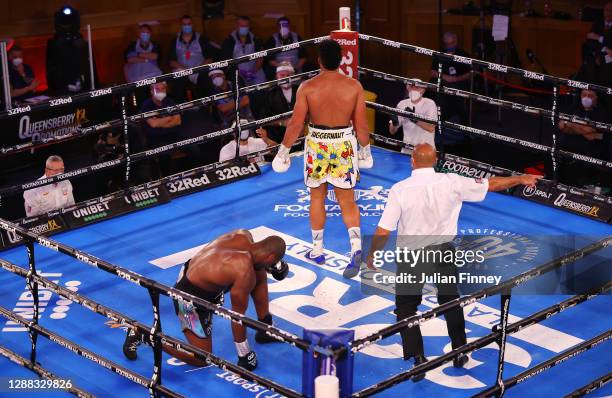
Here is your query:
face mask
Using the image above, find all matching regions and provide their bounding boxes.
[281,83,292,89]
[409,90,422,102]
[140,32,150,42]
[153,91,166,101]
[240,129,250,140]
[280,26,290,37]
[581,97,593,108]
[238,26,250,36]
[12,57,23,67]
[182,24,193,34]
[212,76,224,87]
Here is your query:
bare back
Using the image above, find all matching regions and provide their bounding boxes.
[186,230,254,292]
[303,72,360,126]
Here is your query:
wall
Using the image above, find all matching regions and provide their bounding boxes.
[1,0,607,86]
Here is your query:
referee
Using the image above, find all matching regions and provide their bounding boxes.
[366,143,541,381]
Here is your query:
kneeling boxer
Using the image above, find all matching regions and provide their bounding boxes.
[122,229,288,371]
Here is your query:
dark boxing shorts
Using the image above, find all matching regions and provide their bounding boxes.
[173,261,225,338]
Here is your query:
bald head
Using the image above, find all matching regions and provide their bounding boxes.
[412,143,437,169]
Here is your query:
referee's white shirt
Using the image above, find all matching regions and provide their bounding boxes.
[378,168,488,248]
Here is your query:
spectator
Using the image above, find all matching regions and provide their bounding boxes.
[23,155,75,217]
[7,45,39,103]
[388,80,437,152]
[140,82,182,177]
[209,69,253,127]
[265,16,306,78]
[168,15,216,100]
[124,24,162,83]
[219,119,271,163]
[94,130,126,192]
[558,89,610,190]
[583,2,612,66]
[255,62,297,144]
[222,16,266,85]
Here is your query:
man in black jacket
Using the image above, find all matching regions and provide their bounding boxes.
[255,62,297,144]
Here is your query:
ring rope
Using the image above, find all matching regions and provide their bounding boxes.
[0,257,304,398]
[0,110,294,198]
[358,66,612,134]
[562,372,612,398]
[0,219,335,358]
[0,37,329,120]
[0,303,183,398]
[347,236,612,353]
[358,34,612,97]
[367,100,612,170]
[0,344,94,398]
[471,330,611,398]
[350,282,611,398]
[0,70,319,157]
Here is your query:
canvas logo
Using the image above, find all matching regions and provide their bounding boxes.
[276,186,389,218]
[2,274,81,332]
[457,228,539,266]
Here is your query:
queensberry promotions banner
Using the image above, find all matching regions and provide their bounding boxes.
[0,213,67,250]
[514,180,612,223]
[3,96,113,149]
[165,161,260,198]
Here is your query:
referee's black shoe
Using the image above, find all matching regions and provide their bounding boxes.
[453,353,469,368]
[412,355,428,382]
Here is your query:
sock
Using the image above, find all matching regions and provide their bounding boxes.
[312,229,324,255]
[235,339,251,357]
[348,227,362,254]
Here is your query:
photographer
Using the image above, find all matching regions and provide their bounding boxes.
[388,79,437,152]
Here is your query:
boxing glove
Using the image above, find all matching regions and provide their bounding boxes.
[272,145,291,173]
[358,144,374,169]
[269,260,289,281]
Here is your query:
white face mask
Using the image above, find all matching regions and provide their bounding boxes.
[240,129,250,140]
[153,91,166,101]
[581,96,593,108]
[281,82,292,89]
[212,77,224,87]
[12,57,23,67]
[409,90,422,102]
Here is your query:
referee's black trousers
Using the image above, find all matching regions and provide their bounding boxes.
[394,246,467,359]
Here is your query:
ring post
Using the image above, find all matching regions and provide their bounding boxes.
[331,7,358,80]
[302,328,354,398]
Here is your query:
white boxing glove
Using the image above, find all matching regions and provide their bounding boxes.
[272,144,291,173]
[358,144,374,169]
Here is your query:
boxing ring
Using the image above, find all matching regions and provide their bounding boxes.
[0,15,611,398]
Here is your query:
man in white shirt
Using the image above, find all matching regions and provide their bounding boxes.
[219,119,273,163]
[23,155,75,217]
[365,143,540,380]
[388,79,437,152]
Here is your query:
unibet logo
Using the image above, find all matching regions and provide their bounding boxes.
[2,274,81,332]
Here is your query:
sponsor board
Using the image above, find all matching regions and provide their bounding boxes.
[0,215,67,250]
[165,161,260,198]
[437,154,510,180]
[514,181,612,223]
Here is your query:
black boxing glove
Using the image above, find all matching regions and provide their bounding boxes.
[269,260,289,281]
[255,313,280,344]
[237,351,258,371]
